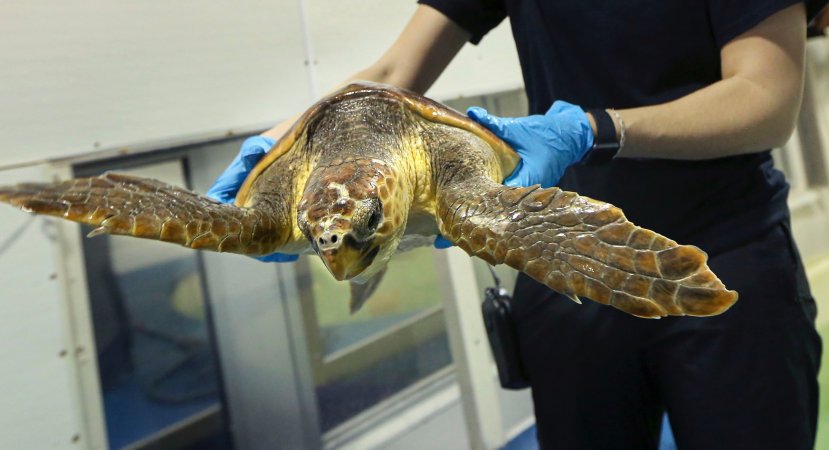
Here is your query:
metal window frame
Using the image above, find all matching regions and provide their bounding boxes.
[48,162,110,450]
[293,252,450,394]
[45,126,524,450]
[42,134,258,447]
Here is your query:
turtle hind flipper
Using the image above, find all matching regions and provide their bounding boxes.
[436,179,738,318]
[0,172,290,256]
[348,267,388,314]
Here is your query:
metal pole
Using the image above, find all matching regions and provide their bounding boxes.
[440,247,505,450]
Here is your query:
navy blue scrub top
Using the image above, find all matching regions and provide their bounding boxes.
[418,0,829,254]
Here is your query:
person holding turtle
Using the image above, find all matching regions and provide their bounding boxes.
[209,1,827,449]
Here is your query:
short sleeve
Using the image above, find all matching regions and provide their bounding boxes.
[709,0,829,48]
[807,0,829,21]
[417,0,507,44]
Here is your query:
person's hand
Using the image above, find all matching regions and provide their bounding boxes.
[207,135,299,263]
[433,101,592,249]
[207,136,275,203]
[467,101,594,188]
[433,235,453,249]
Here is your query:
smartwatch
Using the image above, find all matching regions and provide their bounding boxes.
[587,108,620,152]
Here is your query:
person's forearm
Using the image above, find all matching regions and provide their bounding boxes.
[616,73,803,160]
[603,3,806,160]
[262,5,468,141]
[349,5,470,94]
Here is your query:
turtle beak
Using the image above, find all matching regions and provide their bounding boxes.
[317,235,377,281]
[320,246,365,280]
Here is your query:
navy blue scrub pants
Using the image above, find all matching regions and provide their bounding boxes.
[512,221,822,450]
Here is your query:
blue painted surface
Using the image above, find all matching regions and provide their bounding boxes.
[502,425,538,450]
[104,373,218,449]
[96,259,223,449]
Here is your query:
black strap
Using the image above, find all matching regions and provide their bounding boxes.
[482,265,529,390]
[587,108,620,152]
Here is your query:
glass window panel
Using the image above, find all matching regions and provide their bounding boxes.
[299,246,452,432]
[76,159,228,449]
[308,248,443,355]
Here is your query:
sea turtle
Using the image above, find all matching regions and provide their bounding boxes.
[0,81,737,318]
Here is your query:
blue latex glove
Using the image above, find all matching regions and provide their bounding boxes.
[433,235,453,249]
[207,136,299,263]
[207,136,275,203]
[467,101,594,188]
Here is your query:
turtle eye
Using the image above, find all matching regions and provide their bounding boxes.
[366,206,383,232]
[353,198,383,238]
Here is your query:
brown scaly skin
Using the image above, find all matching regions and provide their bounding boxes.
[0,82,738,318]
[435,181,737,318]
[0,173,287,254]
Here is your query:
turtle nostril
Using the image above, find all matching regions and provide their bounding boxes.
[318,231,343,249]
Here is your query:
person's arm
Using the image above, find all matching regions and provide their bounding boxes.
[468,3,808,189]
[611,2,806,160]
[263,5,470,140]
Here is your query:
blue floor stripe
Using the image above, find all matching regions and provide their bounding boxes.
[502,425,538,450]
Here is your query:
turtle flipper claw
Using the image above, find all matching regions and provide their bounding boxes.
[436,180,738,318]
[0,172,290,256]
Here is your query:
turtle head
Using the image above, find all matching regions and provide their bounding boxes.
[298,160,407,281]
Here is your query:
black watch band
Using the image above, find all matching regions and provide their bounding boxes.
[587,109,620,152]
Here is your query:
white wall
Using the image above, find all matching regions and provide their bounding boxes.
[0,2,524,448]
[305,1,522,99]
[792,37,829,330]
[0,0,521,169]
[790,38,829,263]
[0,165,104,449]
[0,0,310,168]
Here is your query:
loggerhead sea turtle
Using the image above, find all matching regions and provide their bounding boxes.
[0,82,737,318]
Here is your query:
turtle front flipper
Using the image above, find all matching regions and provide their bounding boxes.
[436,179,738,318]
[0,172,291,256]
